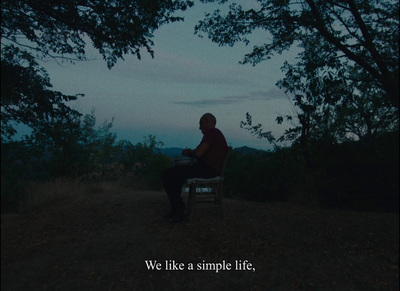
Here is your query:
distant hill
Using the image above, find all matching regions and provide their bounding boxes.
[233,146,267,155]
[161,146,266,157]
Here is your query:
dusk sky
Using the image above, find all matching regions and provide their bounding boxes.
[39,1,299,150]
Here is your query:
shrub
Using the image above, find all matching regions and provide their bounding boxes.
[224,131,398,212]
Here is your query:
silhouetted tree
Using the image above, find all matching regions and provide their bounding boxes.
[276,34,399,145]
[1,0,194,139]
[196,0,399,108]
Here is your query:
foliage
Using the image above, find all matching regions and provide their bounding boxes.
[196,0,399,108]
[1,0,194,140]
[118,135,174,189]
[0,88,174,205]
[275,38,399,147]
[1,0,194,67]
[240,112,276,143]
[1,45,82,142]
[309,132,399,211]
[224,148,300,202]
[1,115,173,212]
[1,141,34,213]
[224,132,399,212]
[17,109,117,178]
[241,52,399,163]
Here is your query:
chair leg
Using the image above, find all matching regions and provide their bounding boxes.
[188,184,196,221]
[187,182,224,221]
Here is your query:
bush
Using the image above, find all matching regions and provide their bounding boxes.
[224,131,398,212]
[225,148,298,202]
[140,153,174,190]
[313,134,399,212]
[1,142,32,213]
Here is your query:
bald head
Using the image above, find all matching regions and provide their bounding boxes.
[199,113,216,134]
[201,113,216,125]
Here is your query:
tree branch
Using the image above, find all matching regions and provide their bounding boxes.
[303,0,385,85]
[347,0,390,78]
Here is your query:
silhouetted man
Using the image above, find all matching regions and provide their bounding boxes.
[162,113,228,223]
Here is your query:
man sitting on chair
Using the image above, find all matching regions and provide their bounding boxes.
[162,113,228,223]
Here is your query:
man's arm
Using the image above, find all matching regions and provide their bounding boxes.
[182,142,210,158]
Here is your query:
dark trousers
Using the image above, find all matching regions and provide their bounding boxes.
[161,160,219,215]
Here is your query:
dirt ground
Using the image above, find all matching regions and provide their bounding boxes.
[1,184,399,291]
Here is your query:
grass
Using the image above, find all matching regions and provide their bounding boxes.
[22,179,124,212]
[1,181,399,290]
[22,178,83,212]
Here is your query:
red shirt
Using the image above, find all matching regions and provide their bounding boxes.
[198,128,228,172]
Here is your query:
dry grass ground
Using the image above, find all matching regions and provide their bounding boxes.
[1,180,399,290]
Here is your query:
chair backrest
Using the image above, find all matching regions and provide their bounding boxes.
[219,147,232,178]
